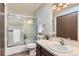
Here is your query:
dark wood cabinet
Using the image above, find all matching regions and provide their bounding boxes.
[36,44,55,56]
[57,11,77,41]
[36,44,41,56]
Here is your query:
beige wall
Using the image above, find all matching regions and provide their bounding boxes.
[35,3,53,34]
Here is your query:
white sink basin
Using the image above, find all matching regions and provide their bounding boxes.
[47,44,72,53]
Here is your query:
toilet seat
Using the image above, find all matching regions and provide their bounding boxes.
[26,43,36,49]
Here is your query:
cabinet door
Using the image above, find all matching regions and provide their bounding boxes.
[36,44,56,56]
[40,53,46,56]
[36,44,40,56]
[57,12,77,41]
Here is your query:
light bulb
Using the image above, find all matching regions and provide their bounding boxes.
[66,3,71,6]
[63,4,68,8]
[58,3,64,6]
[56,7,61,11]
[52,5,57,10]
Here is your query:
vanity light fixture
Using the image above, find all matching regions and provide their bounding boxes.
[63,4,68,8]
[52,5,57,10]
[56,7,61,11]
[52,3,71,12]
[58,3,64,6]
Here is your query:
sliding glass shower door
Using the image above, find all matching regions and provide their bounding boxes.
[7,13,37,47]
[23,18,37,44]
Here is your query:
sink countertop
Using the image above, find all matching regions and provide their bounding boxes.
[36,39,79,56]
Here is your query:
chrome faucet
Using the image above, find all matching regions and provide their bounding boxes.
[59,39,65,45]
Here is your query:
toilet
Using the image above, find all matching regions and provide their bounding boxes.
[26,43,36,56]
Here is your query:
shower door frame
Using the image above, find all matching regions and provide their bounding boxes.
[7,13,37,47]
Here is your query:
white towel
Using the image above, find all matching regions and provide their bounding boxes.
[38,24,43,33]
[13,29,21,43]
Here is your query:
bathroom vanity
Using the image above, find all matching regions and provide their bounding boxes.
[36,43,55,56]
[36,39,79,56]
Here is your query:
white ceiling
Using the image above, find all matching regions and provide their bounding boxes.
[6,3,42,16]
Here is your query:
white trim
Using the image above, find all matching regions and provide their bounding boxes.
[7,12,37,19]
[5,3,7,55]
[77,11,79,43]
